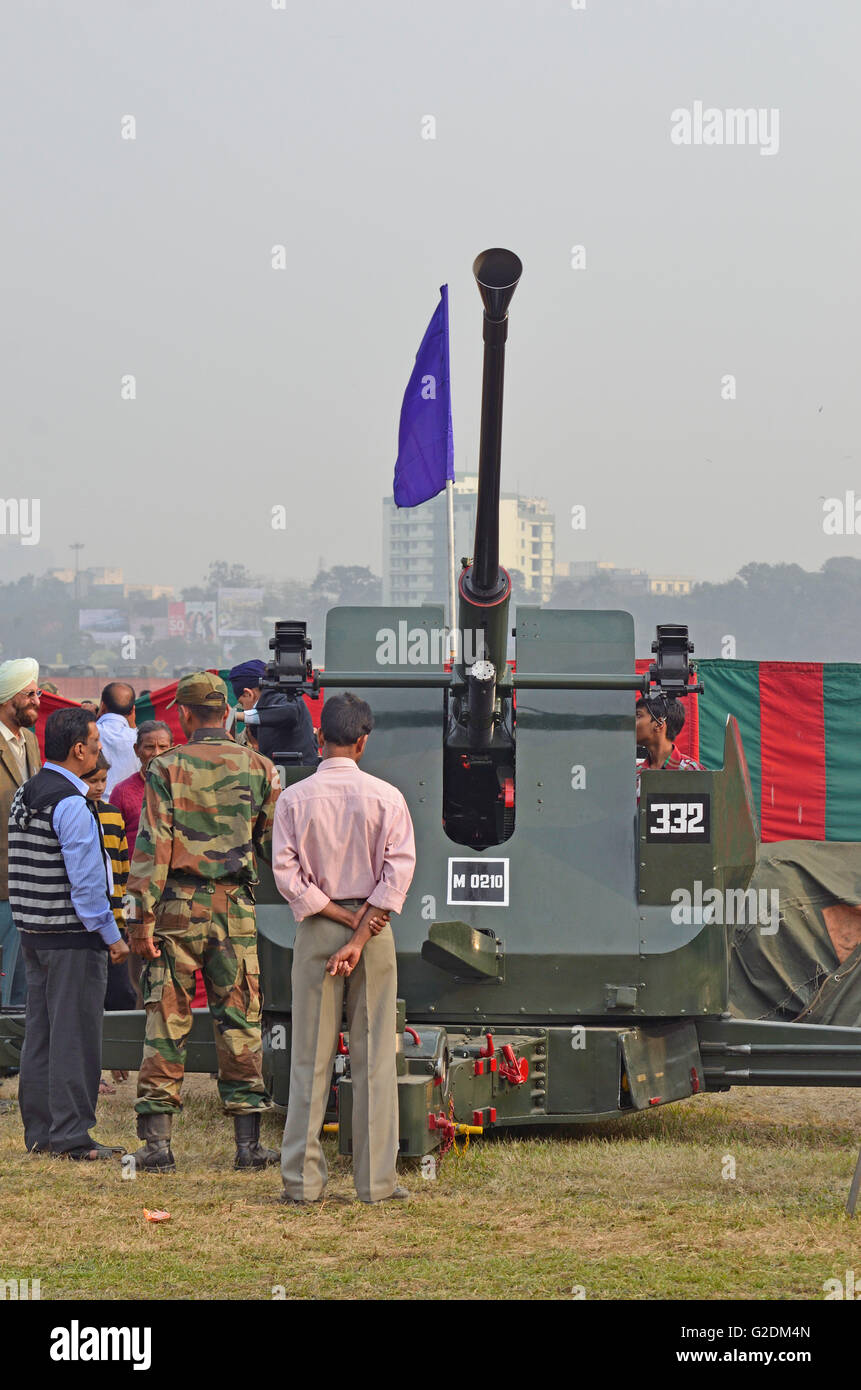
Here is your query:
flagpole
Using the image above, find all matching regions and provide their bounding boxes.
[446,479,457,662]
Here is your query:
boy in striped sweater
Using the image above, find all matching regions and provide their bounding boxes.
[84,754,136,1091]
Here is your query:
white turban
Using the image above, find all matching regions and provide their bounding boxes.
[0,658,39,703]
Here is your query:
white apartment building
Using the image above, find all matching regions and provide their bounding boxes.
[382,474,555,607]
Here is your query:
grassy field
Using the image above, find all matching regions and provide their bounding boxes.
[1,1073,860,1301]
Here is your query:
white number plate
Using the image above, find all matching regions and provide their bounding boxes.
[447,858,509,906]
[645,795,710,843]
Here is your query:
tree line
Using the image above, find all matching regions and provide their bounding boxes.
[1,558,857,668]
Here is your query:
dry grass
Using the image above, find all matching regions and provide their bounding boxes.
[1,1074,860,1300]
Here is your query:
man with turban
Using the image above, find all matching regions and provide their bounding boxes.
[0,658,42,1006]
[228,660,266,747]
[230,658,318,768]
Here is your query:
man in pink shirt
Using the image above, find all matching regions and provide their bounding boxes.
[111,720,173,859]
[272,692,416,1205]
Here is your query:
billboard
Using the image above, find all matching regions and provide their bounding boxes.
[168,602,186,638]
[78,609,127,641]
[185,601,217,643]
[217,589,263,638]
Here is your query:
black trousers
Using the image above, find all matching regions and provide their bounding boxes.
[105,953,136,1011]
[19,944,107,1153]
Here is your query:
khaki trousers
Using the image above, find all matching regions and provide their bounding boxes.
[281,910,398,1202]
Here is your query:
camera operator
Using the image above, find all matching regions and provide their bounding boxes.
[241,625,320,768]
[244,686,319,766]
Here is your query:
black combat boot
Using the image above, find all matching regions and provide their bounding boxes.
[234,1113,280,1170]
[133,1113,176,1173]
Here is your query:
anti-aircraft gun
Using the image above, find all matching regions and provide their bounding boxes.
[14,248,861,1172]
[244,249,861,1161]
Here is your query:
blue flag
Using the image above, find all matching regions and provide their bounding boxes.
[393,284,454,508]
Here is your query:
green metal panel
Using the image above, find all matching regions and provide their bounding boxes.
[546,1026,622,1114]
[338,1073,440,1159]
[619,1022,701,1109]
[0,1011,24,1069]
[637,769,717,905]
[262,1014,291,1108]
[638,718,757,909]
[257,862,294,1013]
[101,1009,215,1073]
[514,607,640,945]
[421,920,503,980]
[447,1034,545,1122]
[325,605,448,675]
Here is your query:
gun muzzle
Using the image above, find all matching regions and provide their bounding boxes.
[466,659,497,748]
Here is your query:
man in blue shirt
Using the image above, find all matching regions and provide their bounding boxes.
[8,708,129,1159]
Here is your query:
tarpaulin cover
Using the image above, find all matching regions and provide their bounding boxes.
[730,840,861,1027]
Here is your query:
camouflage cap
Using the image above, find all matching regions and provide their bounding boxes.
[167,671,228,710]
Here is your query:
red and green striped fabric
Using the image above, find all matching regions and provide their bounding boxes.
[132,671,240,745]
[697,660,861,842]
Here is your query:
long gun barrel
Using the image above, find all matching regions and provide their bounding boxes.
[444,248,522,849]
[457,249,522,677]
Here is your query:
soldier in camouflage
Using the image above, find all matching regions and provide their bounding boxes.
[126,671,281,1173]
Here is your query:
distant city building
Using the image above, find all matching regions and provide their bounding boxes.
[649,575,693,597]
[555,560,650,595]
[125,583,175,601]
[47,567,173,601]
[383,473,555,608]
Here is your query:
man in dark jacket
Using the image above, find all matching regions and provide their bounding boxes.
[245,686,319,767]
[9,708,129,1160]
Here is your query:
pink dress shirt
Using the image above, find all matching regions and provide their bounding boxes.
[111,770,146,859]
[272,757,416,922]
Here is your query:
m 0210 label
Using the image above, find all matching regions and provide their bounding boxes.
[447,858,509,906]
[645,794,711,843]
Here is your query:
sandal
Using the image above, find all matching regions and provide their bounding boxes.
[52,1141,127,1161]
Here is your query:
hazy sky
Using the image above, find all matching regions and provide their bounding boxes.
[2,0,859,590]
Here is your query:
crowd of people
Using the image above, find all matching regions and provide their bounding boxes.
[0,657,416,1204]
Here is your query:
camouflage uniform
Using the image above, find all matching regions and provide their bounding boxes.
[127,681,279,1118]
